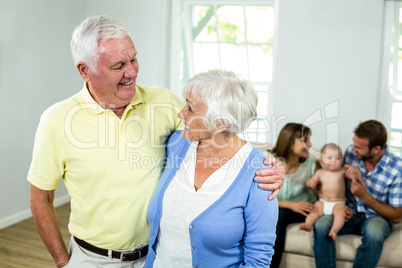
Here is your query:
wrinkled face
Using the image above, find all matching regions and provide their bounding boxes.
[291,135,312,159]
[351,135,373,160]
[320,148,343,171]
[86,36,139,109]
[178,92,212,142]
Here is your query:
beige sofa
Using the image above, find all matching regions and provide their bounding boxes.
[252,143,402,268]
[279,221,402,268]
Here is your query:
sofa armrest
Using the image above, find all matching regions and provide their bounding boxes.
[378,221,402,267]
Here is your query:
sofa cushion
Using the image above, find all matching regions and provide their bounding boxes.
[379,222,402,267]
[283,223,314,256]
[283,221,402,267]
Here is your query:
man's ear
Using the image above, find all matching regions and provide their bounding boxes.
[77,62,92,81]
[370,145,382,155]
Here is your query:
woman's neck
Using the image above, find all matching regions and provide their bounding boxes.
[197,132,245,159]
[284,154,301,175]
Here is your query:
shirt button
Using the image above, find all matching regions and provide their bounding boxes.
[190,224,194,229]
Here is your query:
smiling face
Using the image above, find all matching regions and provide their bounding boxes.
[78,35,139,109]
[320,148,343,171]
[291,134,312,159]
[178,92,213,142]
[351,135,375,160]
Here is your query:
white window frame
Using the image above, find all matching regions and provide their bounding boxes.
[169,0,279,144]
[379,0,402,156]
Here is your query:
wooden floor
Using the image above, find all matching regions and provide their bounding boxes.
[0,203,71,268]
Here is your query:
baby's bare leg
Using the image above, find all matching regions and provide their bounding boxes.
[328,203,346,241]
[300,201,323,232]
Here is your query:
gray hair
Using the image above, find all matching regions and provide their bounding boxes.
[183,69,258,134]
[70,15,130,73]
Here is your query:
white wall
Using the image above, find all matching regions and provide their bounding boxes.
[273,0,385,153]
[0,0,171,229]
[86,0,172,88]
[0,0,387,228]
[0,0,86,229]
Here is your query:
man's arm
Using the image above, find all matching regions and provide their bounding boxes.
[29,184,69,267]
[359,193,402,223]
[345,165,402,223]
[254,156,285,200]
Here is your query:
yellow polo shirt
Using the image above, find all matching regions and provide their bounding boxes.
[27,84,183,250]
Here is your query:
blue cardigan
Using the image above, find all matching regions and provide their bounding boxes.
[145,131,278,268]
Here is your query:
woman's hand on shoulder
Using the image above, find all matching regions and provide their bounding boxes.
[254,156,285,200]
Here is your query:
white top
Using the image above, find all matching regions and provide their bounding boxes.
[153,141,253,268]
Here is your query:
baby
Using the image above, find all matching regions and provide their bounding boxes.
[299,143,346,240]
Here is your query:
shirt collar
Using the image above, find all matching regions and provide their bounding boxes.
[77,82,144,115]
[358,146,391,175]
[129,84,144,107]
[377,146,391,170]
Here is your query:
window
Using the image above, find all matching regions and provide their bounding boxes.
[380,1,402,157]
[170,0,277,143]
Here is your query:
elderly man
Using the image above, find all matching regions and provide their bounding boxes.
[313,120,402,268]
[28,16,283,268]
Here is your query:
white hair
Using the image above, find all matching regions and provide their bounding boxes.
[183,69,258,134]
[70,15,130,74]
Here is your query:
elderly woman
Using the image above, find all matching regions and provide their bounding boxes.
[145,69,278,268]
